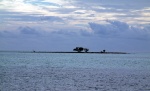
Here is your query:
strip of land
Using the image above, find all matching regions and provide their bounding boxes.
[0,51,128,54]
[29,51,128,54]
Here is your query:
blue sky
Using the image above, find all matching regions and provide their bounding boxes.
[0,0,150,52]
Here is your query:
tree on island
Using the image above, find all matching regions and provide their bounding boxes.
[84,48,89,53]
[73,47,89,53]
[73,47,84,52]
[103,50,106,53]
[101,50,106,53]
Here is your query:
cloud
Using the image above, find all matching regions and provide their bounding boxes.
[25,0,61,7]
[1,20,150,40]
[89,20,150,40]
[0,21,150,52]
[40,16,63,22]
[19,26,40,35]
[0,10,63,23]
[1,0,150,26]
[0,0,150,52]
[72,0,150,24]
[106,20,129,31]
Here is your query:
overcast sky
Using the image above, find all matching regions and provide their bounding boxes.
[0,0,150,52]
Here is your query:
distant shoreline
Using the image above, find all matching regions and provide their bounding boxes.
[27,51,128,54]
[0,51,128,54]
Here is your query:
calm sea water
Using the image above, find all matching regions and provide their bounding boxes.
[1,52,150,91]
[0,52,150,70]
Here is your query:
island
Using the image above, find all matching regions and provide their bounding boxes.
[29,47,128,54]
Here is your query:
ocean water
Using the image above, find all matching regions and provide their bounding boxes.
[0,52,150,70]
[1,52,150,91]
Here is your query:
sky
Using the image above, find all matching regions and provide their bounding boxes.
[0,0,150,52]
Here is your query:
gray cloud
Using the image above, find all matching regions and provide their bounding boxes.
[0,21,150,52]
[71,0,150,23]
[106,20,129,31]
[0,10,64,23]
[1,0,150,52]
[73,0,150,7]
[40,16,63,22]
[1,20,150,40]
[89,20,150,40]
[19,26,40,35]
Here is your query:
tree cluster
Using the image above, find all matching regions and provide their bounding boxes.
[73,47,89,53]
[100,50,106,53]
